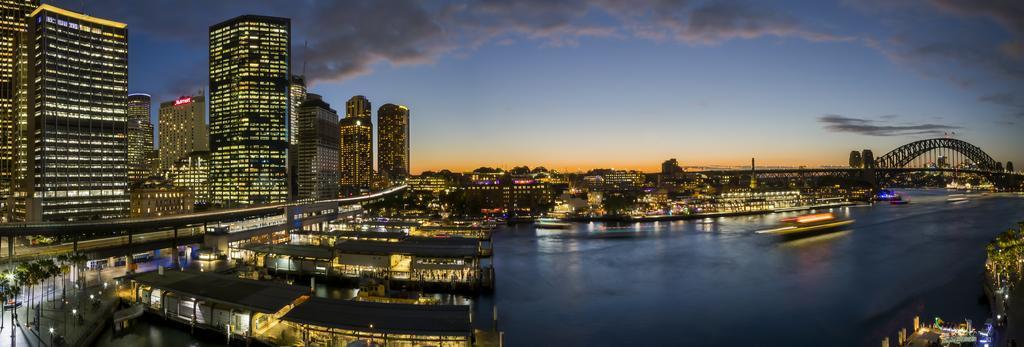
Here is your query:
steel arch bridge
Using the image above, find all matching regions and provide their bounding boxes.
[874,138,999,170]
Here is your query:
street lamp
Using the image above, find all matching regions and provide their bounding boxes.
[48,327,54,346]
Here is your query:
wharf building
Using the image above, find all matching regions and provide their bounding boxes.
[123,270,492,346]
[209,15,290,207]
[240,235,493,292]
[127,94,155,184]
[157,94,207,173]
[20,5,129,221]
[339,95,373,195]
[377,103,410,183]
[0,0,36,217]
[296,94,339,201]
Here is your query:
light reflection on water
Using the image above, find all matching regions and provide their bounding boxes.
[489,190,1024,346]
[95,190,1024,347]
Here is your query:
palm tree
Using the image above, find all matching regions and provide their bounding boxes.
[42,259,58,309]
[56,254,69,304]
[15,262,29,325]
[26,261,43,329]
[0,273,8,330]
[69,253,86,292]
[6,283,18,337]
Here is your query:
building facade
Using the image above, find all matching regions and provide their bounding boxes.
[288,75,305,146]
[21,5,129,221]
[127,93,154,184]
[209,15,290,207]
[339,95,373,194]
[158,94,207,173]
[296,94,339,201]
[377,103,410,183]
[0,0,36,216]
[130,178,194,218]
[165,151,210,207]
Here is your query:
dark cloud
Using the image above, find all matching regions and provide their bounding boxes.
[979,93,1024,118]
[929,0,1024,38]
[818,114,962,136]
[52,0,850,93]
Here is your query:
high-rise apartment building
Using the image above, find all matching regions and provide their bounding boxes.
[339,95,373,194]
[127,93,154,184]
[297,94,339,200]
[0,0,37,218]
[208,15,290,207]
[22,5,129,221]
[158,94,207,173]
[377,103,410,183]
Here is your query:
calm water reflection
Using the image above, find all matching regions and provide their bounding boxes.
[487,190,1024,346]
[97,190,1024,346]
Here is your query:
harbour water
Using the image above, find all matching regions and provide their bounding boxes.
[99,190,1024,346]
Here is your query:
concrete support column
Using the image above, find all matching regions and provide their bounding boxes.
[172,227,180,268]
[126,231,134,274]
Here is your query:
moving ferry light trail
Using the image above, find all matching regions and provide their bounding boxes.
[755,212,854,238]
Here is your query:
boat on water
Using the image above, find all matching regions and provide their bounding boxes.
[535,218,572,229]
[947,194,968,203]
[890,199,909,205]
[874,189,903,202]
[756,212,853,239]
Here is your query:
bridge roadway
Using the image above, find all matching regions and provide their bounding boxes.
[0,185,406,262]
[693,167,1019,176]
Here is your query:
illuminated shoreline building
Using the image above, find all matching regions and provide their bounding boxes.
[0,0,36,218]
[209,15,290,207]
[377,103,410,183]
[158,94,207,173]
[339,95,372,194]
[296,94,339,201]
[21,4,129,221]
[127,93,154,184]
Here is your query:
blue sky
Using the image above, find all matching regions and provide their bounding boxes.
[52,0,1024,172]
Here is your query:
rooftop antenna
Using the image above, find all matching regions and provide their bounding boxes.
[301,40,308,78]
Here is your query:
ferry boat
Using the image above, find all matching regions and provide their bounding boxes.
[756,212,853,239]
[947,194,968,203]
[874,189,903,202]
[535,218,572,229]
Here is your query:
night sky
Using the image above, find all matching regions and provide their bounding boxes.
[49,0,1024,173]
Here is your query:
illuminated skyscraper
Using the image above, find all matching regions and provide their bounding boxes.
[346,95,370,118]
[158,94,207,173]
[377,103,410,183]
[127,93,154,184]
[208,15,289,207]
[0,0,36,217]
[287,75,306,199]
[339,95,373,194]
[22,5,128,221]
[165,151,210,206]
[289,75,306,146]
[297,94,339,200]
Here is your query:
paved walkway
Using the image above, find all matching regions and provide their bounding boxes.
[0,281,117,347]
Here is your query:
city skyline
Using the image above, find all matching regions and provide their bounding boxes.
[41,0,1024,174]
